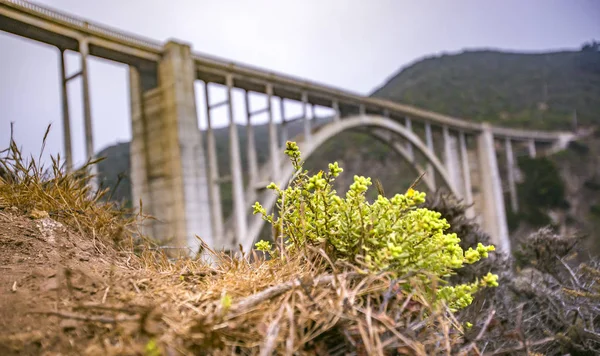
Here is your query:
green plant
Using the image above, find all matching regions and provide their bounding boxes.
[253,141,497,311]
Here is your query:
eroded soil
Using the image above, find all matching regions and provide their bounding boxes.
[0,209,155,355]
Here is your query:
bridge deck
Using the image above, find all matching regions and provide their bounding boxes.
[0,0,571,142]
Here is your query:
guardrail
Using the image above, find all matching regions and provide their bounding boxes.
[2,0,163,50]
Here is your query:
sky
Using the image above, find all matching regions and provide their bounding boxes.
[0,0,599,167]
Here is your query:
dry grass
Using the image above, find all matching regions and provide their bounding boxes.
[0,124,139,252]
[0,125,490,355]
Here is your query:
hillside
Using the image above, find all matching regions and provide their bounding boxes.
[371,47,600,130]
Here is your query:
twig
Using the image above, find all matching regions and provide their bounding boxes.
[259,305,286,356]
[556,255,583,289]
[101,286,110,304]
[458,309,496,355]
[516,303,528,355]
[130,279,141,294]
[482,337,555,355]
[29,310,139,324]
[227,272,360,317]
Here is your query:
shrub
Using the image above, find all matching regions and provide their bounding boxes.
[253,141,497,311]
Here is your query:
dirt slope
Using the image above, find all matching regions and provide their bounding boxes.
[0,208,154,356]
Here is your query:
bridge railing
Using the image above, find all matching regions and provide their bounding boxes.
[2,0,163,51]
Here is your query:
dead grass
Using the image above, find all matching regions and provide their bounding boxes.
[0,124,157,253]
[0,125,479,355]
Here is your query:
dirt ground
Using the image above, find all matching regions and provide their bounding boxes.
[0,209,156,356]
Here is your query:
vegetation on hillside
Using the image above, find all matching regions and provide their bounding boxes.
[371,47,600,130]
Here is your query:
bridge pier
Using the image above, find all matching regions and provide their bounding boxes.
[266,84,280,182]
[225,74,248,248]
[404,117,414,160]
[528,139,537,158]
[58,49,73,172]
[244,90,259,186]
[458,132,475,218]
[129,40,213,256]
[477,124,510,253]
[302,91,312,143]
[203,81,225,249]
[55,40,96,182]
[505,138,519,213]
[79,39,95,181]
[279,99,289,146]
[443,126,462,195]
[424,122,437,190]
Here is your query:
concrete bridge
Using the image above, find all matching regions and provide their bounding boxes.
[0,0,575,256]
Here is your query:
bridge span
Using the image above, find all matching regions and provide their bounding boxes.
[0,0,575,256]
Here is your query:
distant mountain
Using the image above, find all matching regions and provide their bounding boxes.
[371,48,600,130]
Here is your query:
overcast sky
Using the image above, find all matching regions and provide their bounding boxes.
[1,0,599,167]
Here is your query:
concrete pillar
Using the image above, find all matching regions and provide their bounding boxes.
[459,131,475,218]
[359,104,366,116]
[528,139,537,158]
[266,84,279,182]
[405,117,414,161]
[279,98,288,147]
[79,38,97,189]
[477,124,510,253]
[244,90,259,184]
[332,100,340,122]
[58,49,73,172]
[505,138,518,212]
[129,41,213,255]
[203,82,224,246]
[424,122,436,190]
[443,126,461,193]
[302,91,311,142]
[128,66,153,238]
[226,74,247,247]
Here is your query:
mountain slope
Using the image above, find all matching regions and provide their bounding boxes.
[371,49,600,130]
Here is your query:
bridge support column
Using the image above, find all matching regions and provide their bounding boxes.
[129,40,213,256]
[477,124,510,253]
[266,84,280,182]
[79,39,97,190]
[443,126,462,194]
[244,90,259,185]
[459,132,475,218]
[302,92,311,142]
[58,49,73,172]
[225,74,248,247]
[332,100,340,122]
[204,82,224,247]
[505,138,519,212]
[405,117,414,161]
[279,99,288,147]
[424,122,436,190]
[528,139,537,158]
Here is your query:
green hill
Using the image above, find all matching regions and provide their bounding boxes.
[371,47,600,130]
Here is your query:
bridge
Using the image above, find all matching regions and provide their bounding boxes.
[0,0,575,256]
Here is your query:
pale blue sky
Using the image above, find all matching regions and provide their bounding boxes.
[0,0,598,167]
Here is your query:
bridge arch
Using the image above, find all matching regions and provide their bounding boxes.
[239,114,460,252]
[360,128,435,192]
